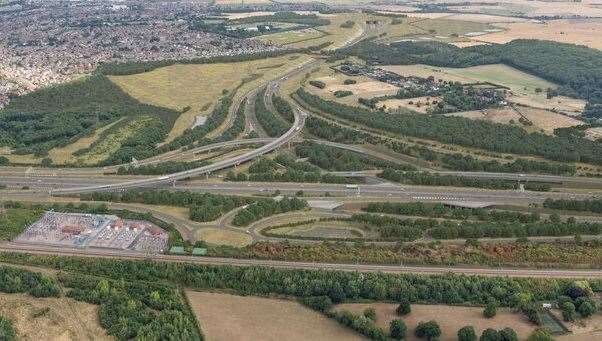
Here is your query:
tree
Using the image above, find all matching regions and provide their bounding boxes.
[561,302,577,322]
[499,328,518,341]
[565,281,594,300]
[483,303,497,318]
[0,316,16,341]
[526,329,554,341]
[396,300,411,315]
[458,326,477,341]
[389,319,407,340]
[480,328,501,341]
[576,298,597,318]
[415,320,441,340]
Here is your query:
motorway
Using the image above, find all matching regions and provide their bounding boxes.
[0,241,600,279]
[1,24,602,279]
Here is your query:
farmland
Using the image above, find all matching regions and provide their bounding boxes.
[186,291,364,341]
[477,18,602,50]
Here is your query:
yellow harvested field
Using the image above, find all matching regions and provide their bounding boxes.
[447,107,522,124]
[196,228,252,247]
[508,93,586,115]
[46,118,125,164]
[377,96,440,114]
[109,56,299,142]
[515,106,584,134]
[0,293,110,341]
[186,291,365,341]
[337,303,536,340]
[419,0,602,17]
[477,19,602,50]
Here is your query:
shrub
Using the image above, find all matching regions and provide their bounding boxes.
[479,328,500,341]
[527,329,554,341]
[334,90,353,98]
[483,302,497,318]
[458,326,477,341]
[300,296,333,313]
[389,319,407,340]
[561,301,577,321]
[575,297,597,317]
[396,300,411,316]
[344,79,357,85]
[309,80,326,89]
[415,320,441,340]
[499,328,518,341]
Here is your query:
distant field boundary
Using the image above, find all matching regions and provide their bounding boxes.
[96,42,331,76]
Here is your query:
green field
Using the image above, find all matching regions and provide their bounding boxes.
[0,208,43,241]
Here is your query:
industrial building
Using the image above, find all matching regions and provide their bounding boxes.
[16,212,168,254]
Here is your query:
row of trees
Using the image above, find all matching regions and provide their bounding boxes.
[254,88,291,137]
[296,88,602,164]
[364,202,541,223]
[95,42,332,76]
[1,252,598,308]
[304,116,373,143]
[232,197,307,226]
[272,95,295,123]
[84,190,253,222]
[351,211,602,240]
[379,169,550,191]
[227,169,352,184]
[117,160,210,175]
[0,265,60,298]
[295,141,415,172]
[543,198,602,214]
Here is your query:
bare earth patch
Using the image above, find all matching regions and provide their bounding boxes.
[336,303,536,341]
[186,291,365,341]
[0,293,110,341]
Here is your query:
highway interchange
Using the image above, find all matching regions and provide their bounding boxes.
[1,24,601,279]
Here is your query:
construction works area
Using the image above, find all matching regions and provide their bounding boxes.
[15,212,168,253]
